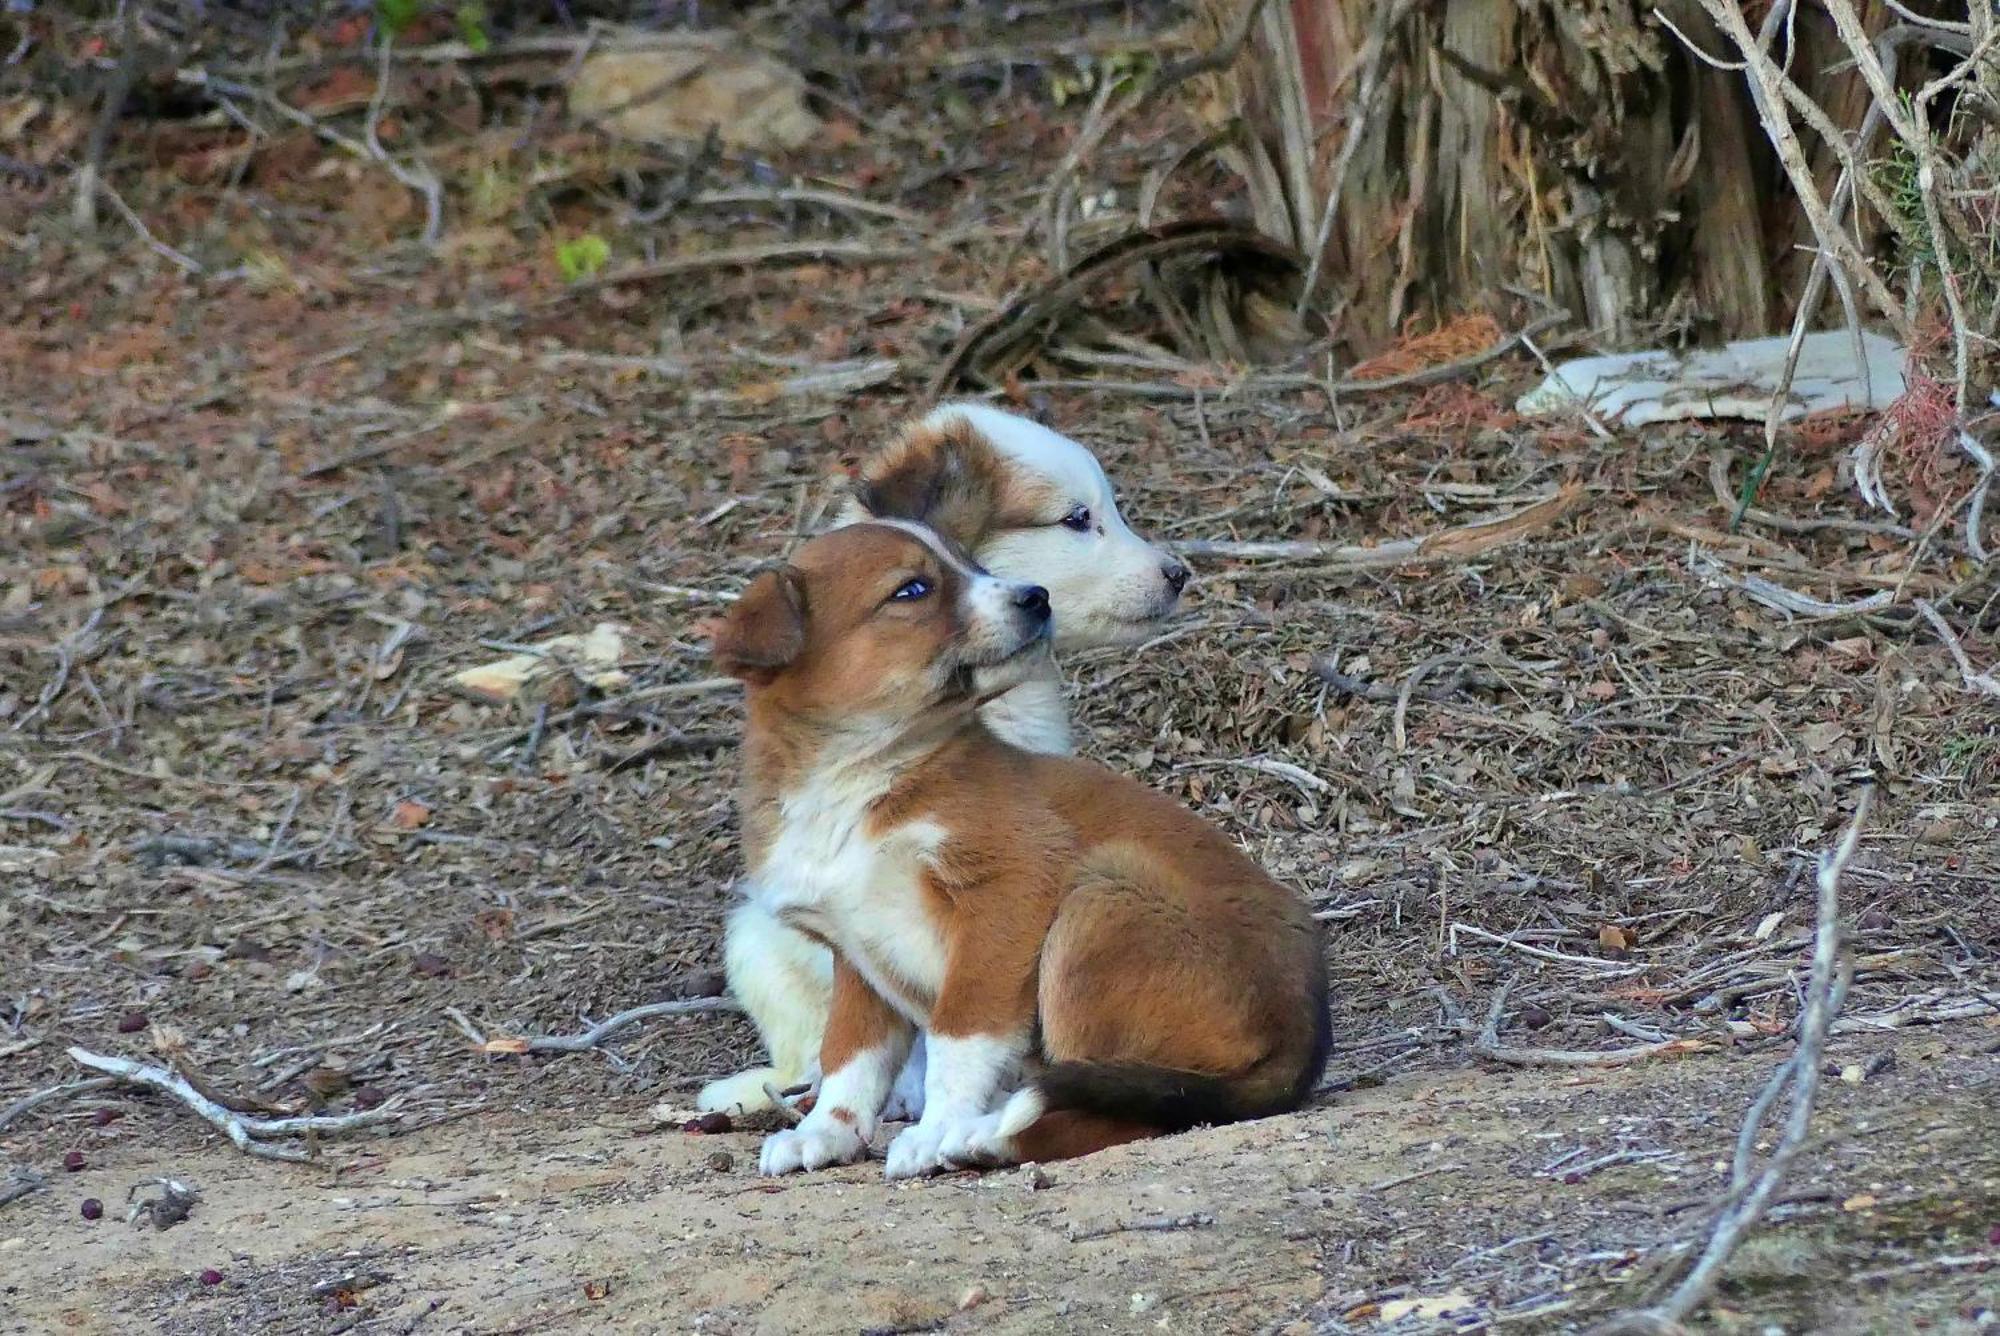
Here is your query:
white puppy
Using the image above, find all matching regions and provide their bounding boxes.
[696,403,1188,1120]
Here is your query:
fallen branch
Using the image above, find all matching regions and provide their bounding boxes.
[363,36,444,247]
[90,176,203,274]
[0,1076,119,1133]
[1069,1212,1216,1241]
[1913,599,2000,697]
[1706,452,1913,539]
[0,1166,47,1209]
[474,997,741,1055]
[1448,923,1642,974]
[1688,550,1897,619]
[927,220,1305,397]
[66,1047,400,1163]
[570,241,919,294]
[172,66,439,249]
[604,730,735,774]
[1851,1252,2000,1285]
[1172,482,1585,564]
[689,358,902,405]
[1367,1164,1464,1194]
[1472,980,1700,1068]
[1590,789,1872,1335]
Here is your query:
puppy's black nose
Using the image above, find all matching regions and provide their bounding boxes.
[1161,559,1190,595]
[1014,584,1051,620]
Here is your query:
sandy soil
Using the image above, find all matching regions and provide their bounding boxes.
[5,1027,1996,1335]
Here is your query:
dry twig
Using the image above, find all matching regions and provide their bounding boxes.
[1472,981,1700,1069]
[1175,483,1585,564]
[1589,789,1873,1335]
[1913,600,2000,697]
[475,997,741,1055]
[67,1047,400,1163]
[0,1076,118,1133]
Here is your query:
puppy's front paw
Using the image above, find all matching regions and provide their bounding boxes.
[938,1111,1016,1170]
[697,1067,778,1117]
[758,1116,869,1176]
[884,1118,950,1179]
[886,1113,1000,1179]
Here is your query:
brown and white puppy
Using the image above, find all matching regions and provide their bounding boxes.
[711,520,1326,1178]
[697,404,1189,1121]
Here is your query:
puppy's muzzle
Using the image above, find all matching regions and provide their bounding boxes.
[1013,583,1052,627]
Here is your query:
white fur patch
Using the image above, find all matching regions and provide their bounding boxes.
[994,1083,1047,1139]
[884,1032,1024,1179]
[697,900,831,1114]
[920,403,1181,650]
[748,742,951,1025]
[759,1118,869,1175]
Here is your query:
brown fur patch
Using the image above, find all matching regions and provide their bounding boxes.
[820,957,911,1076]
[852,415,1064,550]
[710,567,806,683]
[1009,1109,1156,1162]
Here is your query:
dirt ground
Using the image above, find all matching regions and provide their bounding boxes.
[0,1029,1993,1335]
[4,5,2000,1332]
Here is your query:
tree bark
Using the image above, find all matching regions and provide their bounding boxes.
[1187,0,1897,355]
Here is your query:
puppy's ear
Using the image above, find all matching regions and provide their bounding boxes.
[852,443,956,524]
[851,419,999,546]
[711,568,807,684]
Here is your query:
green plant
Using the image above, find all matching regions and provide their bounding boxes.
[375,0,422,38]
[555,234,610,283]
[372,0,486,48]
[1048,51,1157,106]
[455,3,490,53]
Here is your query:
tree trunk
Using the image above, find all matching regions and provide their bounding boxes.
[1190,0,1892,356]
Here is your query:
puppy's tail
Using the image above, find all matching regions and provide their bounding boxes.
[993,1052,1317,1164]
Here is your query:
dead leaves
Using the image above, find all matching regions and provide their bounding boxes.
[450,623,630,703]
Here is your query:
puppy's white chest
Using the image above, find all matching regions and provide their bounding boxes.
[751,772,946,1014]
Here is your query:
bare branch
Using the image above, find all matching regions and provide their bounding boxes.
[1590,790,1873,1334]
[67,1047,401,1162]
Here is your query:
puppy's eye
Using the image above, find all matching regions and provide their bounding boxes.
[889,578,931,602]
[1059,505,1092,532]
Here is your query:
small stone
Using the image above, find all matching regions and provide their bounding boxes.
[1857,907,1893,931]
[352,1086,386,1110]
[705,1150,735,1173]
[90,1108,120,1127]
[410,952,452,978]
[80,1198,103,1221]
[116,1012,147,1034]
[1988,1223,2000,1247]
[675,969,727,999]
[682,1112,732,1135]
[1562,1171,1583,1185]
[1022,1164,1051,1191]
[957,1284,991,1311]
[1519,1004,1553,1030]
[62,1150,85,1172]
[198,1269,223,1286]
[1839,1063,1865,1085]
